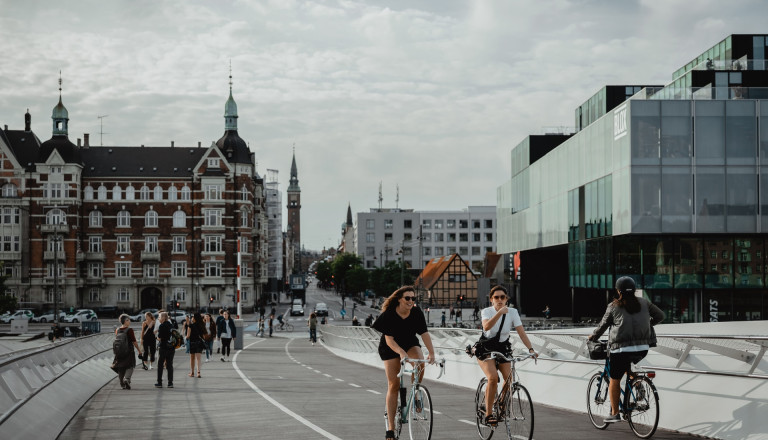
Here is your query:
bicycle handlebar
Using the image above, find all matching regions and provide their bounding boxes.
[399,357,447,380]
[486,350,538,364]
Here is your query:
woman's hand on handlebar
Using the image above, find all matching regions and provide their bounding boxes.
[427,351,436,365]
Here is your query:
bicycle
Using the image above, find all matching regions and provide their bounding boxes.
[586,341,660,438]
[384,357,446,440]
[276,321,294,332]
[473,351,536,440]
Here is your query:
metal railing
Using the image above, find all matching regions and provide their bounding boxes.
[319,325,768,379]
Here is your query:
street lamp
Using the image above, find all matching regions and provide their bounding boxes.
[52,225,64,326]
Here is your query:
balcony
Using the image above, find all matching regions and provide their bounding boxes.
[0,251,21,260]
[40,224,69,234]
[85,278,106,286]
[140,251,161,261]
[85,251,106,261]
[43,250,66,261]
[136,277,166,286]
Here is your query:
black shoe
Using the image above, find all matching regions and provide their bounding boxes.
[124,381,131,390]
[154,382,162,388]
[167,383,174,388]
[120,381,126,389]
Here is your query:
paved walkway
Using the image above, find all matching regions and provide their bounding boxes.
[59,333,701,440]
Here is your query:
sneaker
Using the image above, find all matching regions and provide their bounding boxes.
[167,383,174,388]
[221,357,225,362]
[154,382,162,388]
[124,380,131,390]
[120,381,126,389]
[604,413,622,423]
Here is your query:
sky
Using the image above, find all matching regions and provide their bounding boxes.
[2,0,768,251]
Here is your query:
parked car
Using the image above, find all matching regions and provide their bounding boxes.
[32,310,67,323]
[96,305,120,318]
[63,309,98,323]
[314,302,329,317]
[290,303,304,316]
[129,308,159,322]
[2,309,35,322]
[168,310,187,325]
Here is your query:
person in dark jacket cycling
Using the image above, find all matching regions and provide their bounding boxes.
[589,277,664,423]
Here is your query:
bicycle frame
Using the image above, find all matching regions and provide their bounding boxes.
[397,357,445,423]
[485,351,536,414]
[595,357,656,415]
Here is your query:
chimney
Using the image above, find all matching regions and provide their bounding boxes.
[24,109,31,132]
[3,125,6,131]
[198,141,201,148]
[171,141,175,147]
[77,138,81,147]
[83,133,90,148]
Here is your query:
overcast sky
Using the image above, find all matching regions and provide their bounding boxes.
[1,0,767,251]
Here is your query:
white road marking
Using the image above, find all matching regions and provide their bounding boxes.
[366,389,382,395]
[233,340,343,440]
[433,410,442,415]
[334,378,344,382]
[349,383,361,388]
[323,373,332,378]
[458,419,475,425]
[313,369,321,373]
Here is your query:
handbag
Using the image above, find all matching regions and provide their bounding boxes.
[467,314,507,359]
[587,340,608,360]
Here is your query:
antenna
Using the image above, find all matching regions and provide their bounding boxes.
[396,184,400,209]
[97,115,109,146]
[378,181,383,210]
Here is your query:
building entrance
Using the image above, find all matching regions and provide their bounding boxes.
[140,287,162,310]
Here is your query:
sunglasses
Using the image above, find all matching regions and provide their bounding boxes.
[402,296,416,302]
[492,295,507,300]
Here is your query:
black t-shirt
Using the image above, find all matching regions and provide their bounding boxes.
[372,306,428,352]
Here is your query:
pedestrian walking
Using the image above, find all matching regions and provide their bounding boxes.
[112,314,142,390]
[215,309,225,353]
[187,313,206,378]
[217,310,236,361]
[140,311,156,370]
[268,312,274,337]
[256,315,265,337]
[456,308,463,324]
[441,310,446,327]
[449,304,455,321]
[203,313,215,362]
[308,312,317,345]
[154,312,175,388]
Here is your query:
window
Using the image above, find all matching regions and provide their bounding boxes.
[205,262,222,277]
[125,185,135,200]
[144,264,158,278]
[434,233,444,242]
[44,183,63,198]
[485,233,493,242]
[404,233,412,241]
[242,185,249,201]
[154,185,163,201]
[459,233,468,242]
[47,236,63,252]
[204,209,222,227]
[384,219,393,229]
[173,236,186,253]
[208,158,220,168]
[241,211,248,227]
[145,210,158,227]
[2,235,19,252]
[446,219,455,229]
[116,262,131,277]
[472,247,481,256]
[241,288,249,301]
[89,288,100,302]
[241,267,249,277]
[87,263,102,278]
[117,210,130,227]
[97,185,107,200]
[46,208,66,225]
[173,211,186,227]
[88,236,102,252]
[174,287,187,302]
[2,207,19,224]
[118,287,129,302]
[172,261,187,277]
[117,236,130,253]
[459,220,468,228]
[384,233,393,242]
[112,185,121,200]
[181,185,191,200]
[434,246,444,256]
[47,263,63,278]
[206,184,223,200]
[140,185,150,200]
[485,219,493,228]
[422,233,431,242]
[84,185,94,200]
[1,183,16,198]
[448,274,467,282]
[404,219,412,229]
[422,219,431,228]
[448,233,456,242]
[366,233,375,243]
[145,236,158,252]
[205,235,223,252]
[89,210,102,227]
[239,238,249,253]
[472,220,480,228]
[459,246,468,255]
[168,186,177,201]
[447,246,456,254]
[434,220,443,229]
[366,219,375,229]
[424,247,432,256]
[472,233,480,241]
[366,247,375,256]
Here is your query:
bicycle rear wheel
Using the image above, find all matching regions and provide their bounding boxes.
[586,372,610,429]
[285,323,294,331]
[627,376,659,439]
[408,384,433,440]
[475,378,494,440]
[504,384,533,440]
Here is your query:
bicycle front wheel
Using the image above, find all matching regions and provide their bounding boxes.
[586,372,610,429]
[504,384,533,440]
[475,378,494,440]
[408,384,433,440]
[627,376,659,439]
[285,323,294,331]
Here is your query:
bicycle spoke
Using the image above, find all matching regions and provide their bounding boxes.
[408,385,432,440]
[627,376,659,439]
[586,373,610,430]
[475,378,495,440]
[505,384,533,440]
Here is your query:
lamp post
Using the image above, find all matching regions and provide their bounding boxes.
[52,232,61,325]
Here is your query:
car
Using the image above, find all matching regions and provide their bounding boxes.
[2,309,35,322]
[96,305,120,318]
[314,302,328,317]
[293,298,303,306]
[129,308,159,322]
[168,310,187,324]
[63,309,98,323]
[290,304,304,316]
[32,310,67,323]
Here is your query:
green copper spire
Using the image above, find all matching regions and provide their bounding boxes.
[224,62,238,131]
[288,147,300,192]
[52,71,69,136]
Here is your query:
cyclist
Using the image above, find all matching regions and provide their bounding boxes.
[372,285,436,440]
[277,313,285,330]
[475,285,537,426]
[588,276,665,423]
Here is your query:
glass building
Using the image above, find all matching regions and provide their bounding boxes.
[497,34,768,323]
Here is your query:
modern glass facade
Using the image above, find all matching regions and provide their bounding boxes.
[497,35,768,323]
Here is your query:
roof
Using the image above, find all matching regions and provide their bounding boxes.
[483,252,502,278]
[215,130,252,164]
[81,146,208,177]
[1,128,41,169]
[38,135,82,164]
[414,254,476,290]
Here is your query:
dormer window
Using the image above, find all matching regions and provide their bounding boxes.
[208,158,220,168]
[51,166,62,174]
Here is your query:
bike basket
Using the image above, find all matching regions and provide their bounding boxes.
[587,340,608,360]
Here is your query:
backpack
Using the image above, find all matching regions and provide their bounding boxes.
[113,328,132,358]
[169,328,184,349]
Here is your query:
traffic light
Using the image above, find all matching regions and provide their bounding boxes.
[210,297,214,303]
[175,301,180,308]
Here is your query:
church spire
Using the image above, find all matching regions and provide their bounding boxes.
[224,61,238,131]
[52,71,69,136]
[346,203,353,226]
[288,146,300,192]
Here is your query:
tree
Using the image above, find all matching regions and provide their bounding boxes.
[370,260,413,298]
[316,260,333,288]
[331,253,363,294]
[345,267,369,296]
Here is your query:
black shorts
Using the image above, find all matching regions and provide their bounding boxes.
[609,350,647,380]
[378,343,421,361]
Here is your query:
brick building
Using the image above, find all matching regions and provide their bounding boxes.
[0,81,268,314]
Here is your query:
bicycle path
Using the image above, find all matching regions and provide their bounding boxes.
[59,334,702,439]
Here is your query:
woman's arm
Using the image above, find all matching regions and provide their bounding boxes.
[482,307,507,332]
[590,305,614,340]
[420,332,436,364]
[384,335,407,359]
[515,325,537,356]
[648,301,665,326]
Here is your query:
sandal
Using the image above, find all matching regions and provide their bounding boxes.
[385,430,395,440]
[484,414,498,426]
[197,372,201,378]
[188,372,194,377]
[141,362,148,371]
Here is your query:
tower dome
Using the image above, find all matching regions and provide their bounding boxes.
[215,69,252,164]
[38,75,82,164]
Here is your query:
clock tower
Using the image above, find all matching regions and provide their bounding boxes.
[287,150,301,268]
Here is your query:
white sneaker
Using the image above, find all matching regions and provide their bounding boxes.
[604,413,622,423]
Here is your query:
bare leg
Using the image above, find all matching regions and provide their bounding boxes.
[384,358,401,432]
[609,378,621,415]
[477,359,499,418]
